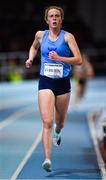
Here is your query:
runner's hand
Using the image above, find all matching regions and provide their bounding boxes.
[25,59,33,68]
[48,51,59,61]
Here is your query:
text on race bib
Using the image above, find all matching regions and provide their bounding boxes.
[44,63,63,78]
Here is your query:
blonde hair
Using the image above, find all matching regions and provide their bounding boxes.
[44,6,64,21]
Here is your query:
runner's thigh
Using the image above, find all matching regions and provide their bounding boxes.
[38,89,55,122]
[55,92,71,116]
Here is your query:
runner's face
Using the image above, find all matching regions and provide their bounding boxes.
[46,9,62,28]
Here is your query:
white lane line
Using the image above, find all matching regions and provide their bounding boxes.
[88,113,106,180]
[0,107,35,130]
[10,130,42,180]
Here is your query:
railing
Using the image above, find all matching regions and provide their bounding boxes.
[0,51,40,81]
[0,48,106,82]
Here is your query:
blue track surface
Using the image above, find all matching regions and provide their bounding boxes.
[17,112,101,179]
[0,77,106,179]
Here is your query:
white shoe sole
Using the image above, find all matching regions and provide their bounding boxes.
[53,136,61,146]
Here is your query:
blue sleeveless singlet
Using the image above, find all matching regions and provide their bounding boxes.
[40,30,73,78]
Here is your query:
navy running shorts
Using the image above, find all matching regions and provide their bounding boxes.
[38,75,71,96]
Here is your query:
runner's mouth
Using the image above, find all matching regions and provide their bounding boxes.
[53,22,57,25]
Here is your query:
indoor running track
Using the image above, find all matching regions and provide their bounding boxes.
[0,77,106,180]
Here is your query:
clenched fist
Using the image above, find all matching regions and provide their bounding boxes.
[25,59,33,68]
[48,51,59,61]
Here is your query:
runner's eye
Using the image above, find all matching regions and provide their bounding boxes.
[49,14,60,18]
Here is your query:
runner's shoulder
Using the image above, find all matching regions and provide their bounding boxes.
[35,31,44,42]
[64,31,75,42]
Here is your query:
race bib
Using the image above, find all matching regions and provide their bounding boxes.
[44,63,63,78]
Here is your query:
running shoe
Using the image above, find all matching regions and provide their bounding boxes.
[53,123,61,146]
[42,159,52,172]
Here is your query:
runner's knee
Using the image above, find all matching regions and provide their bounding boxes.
[57,122,64,129]
[43,120,53,129]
